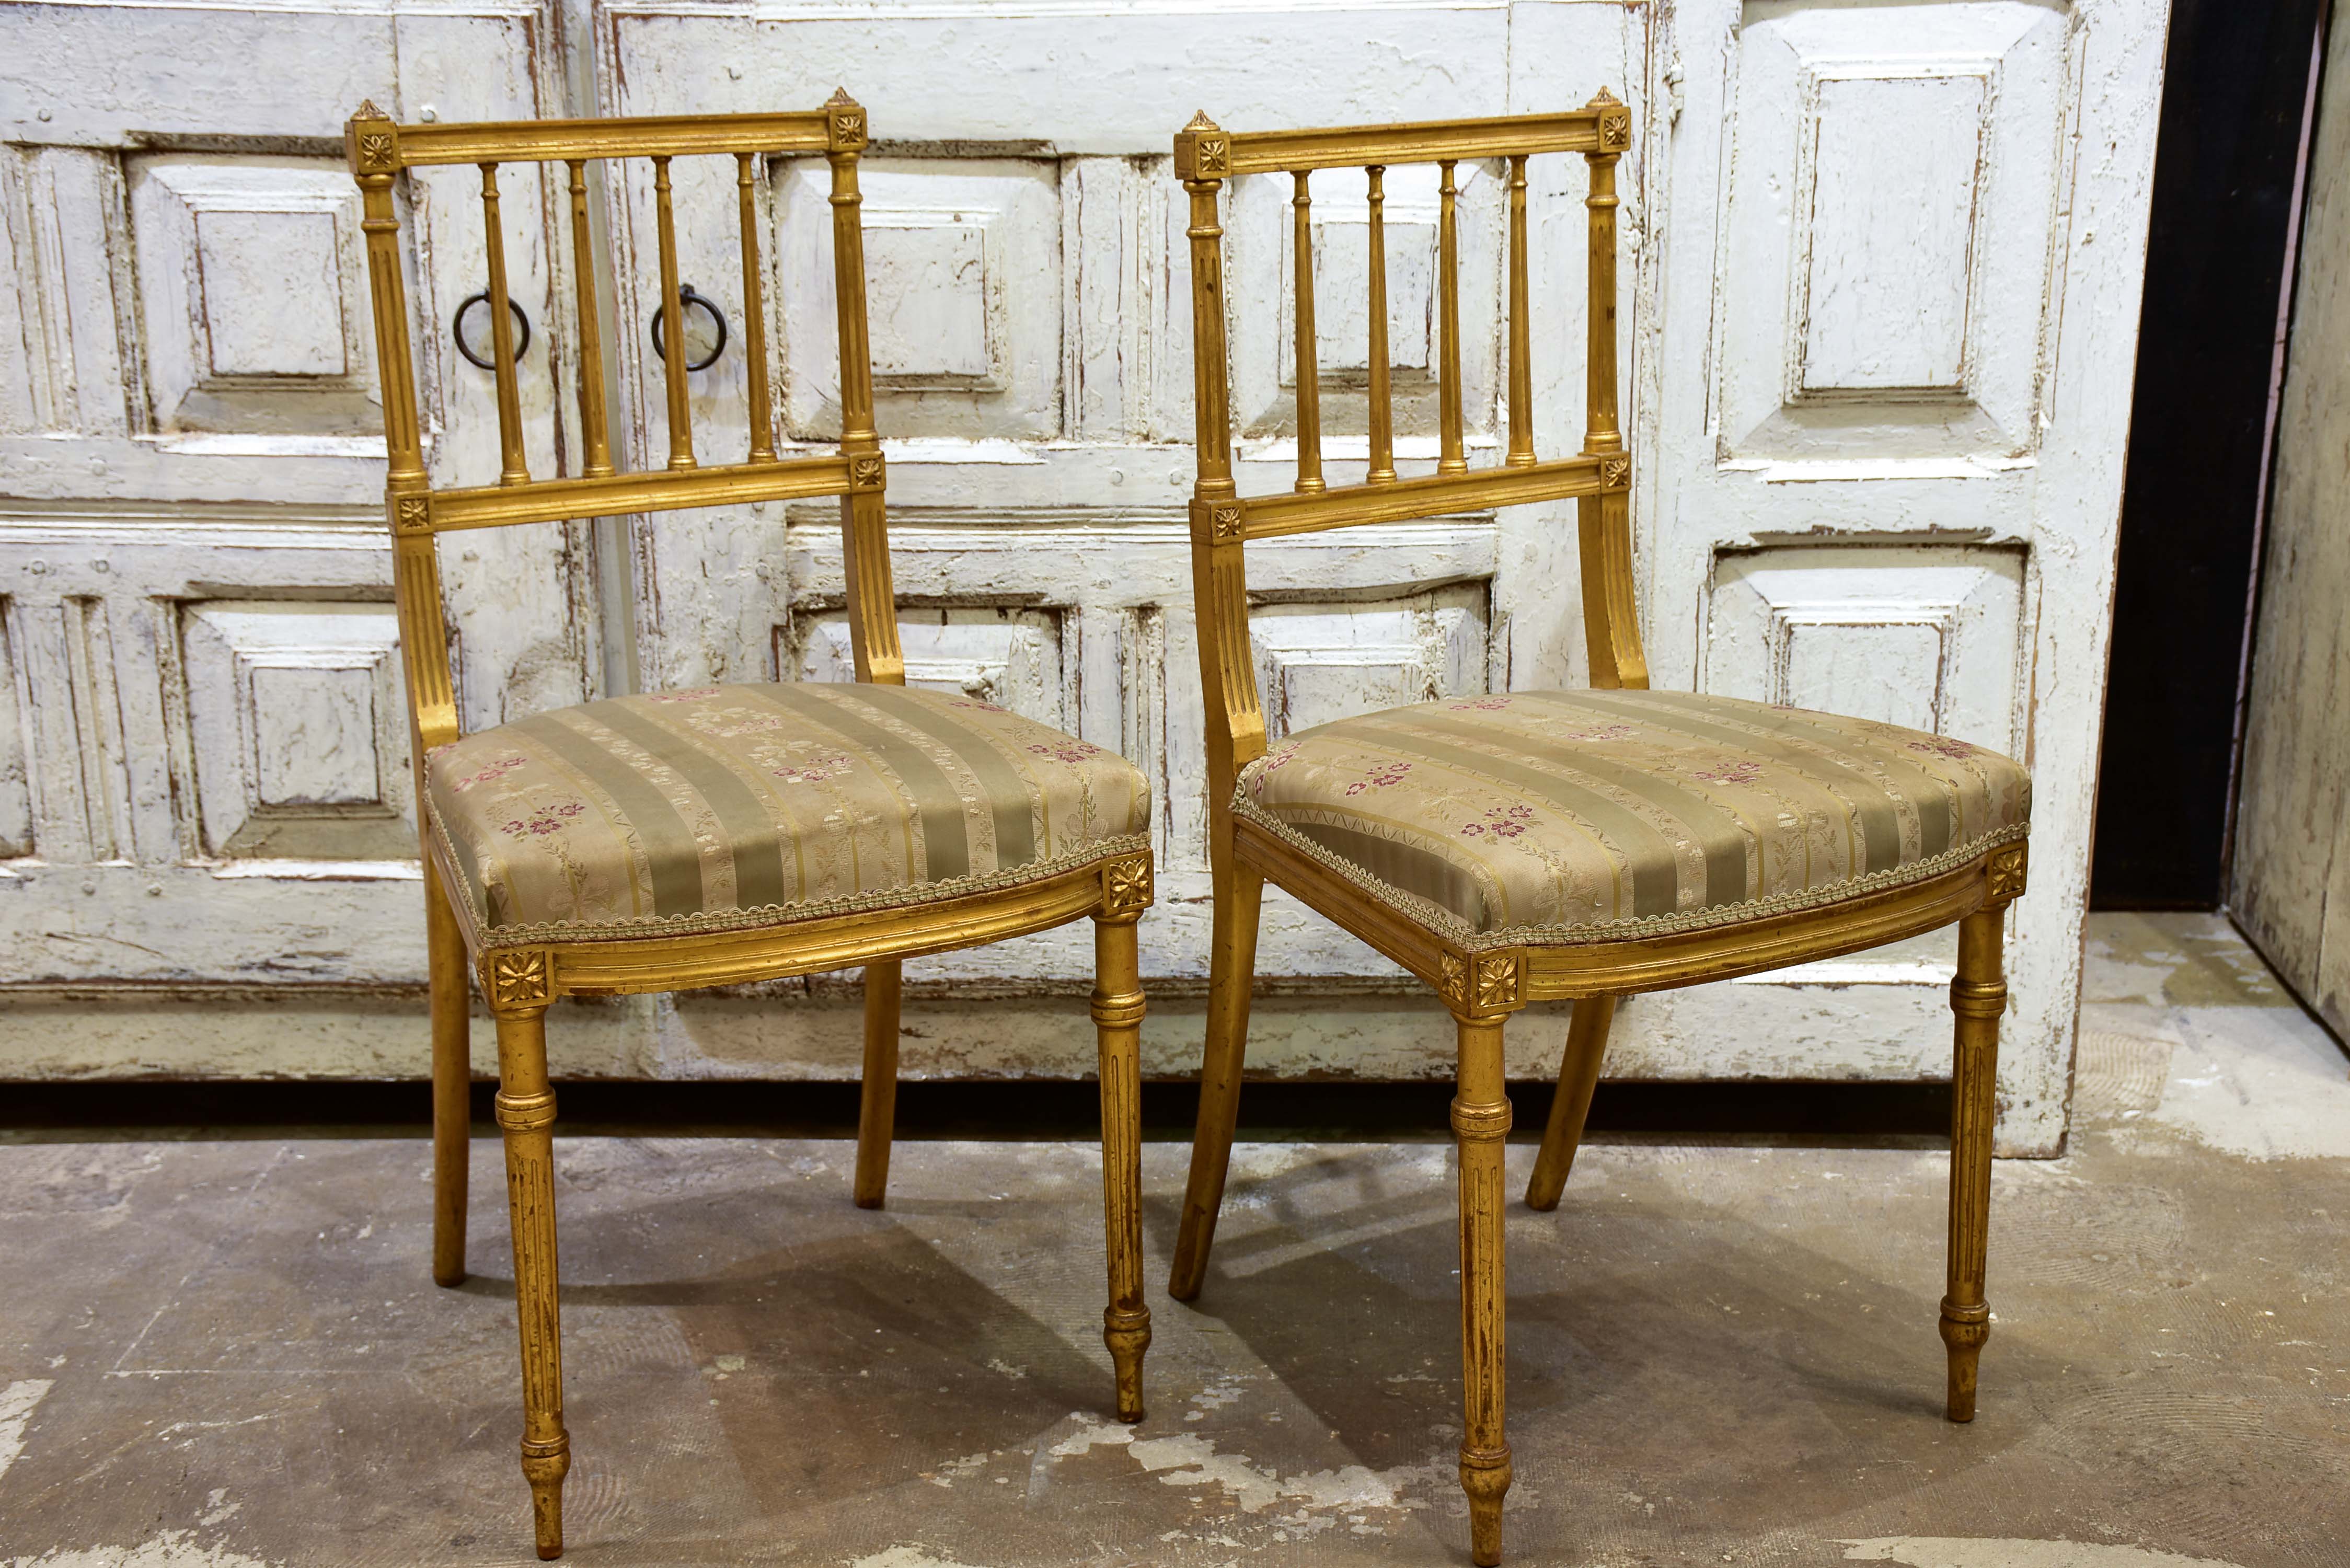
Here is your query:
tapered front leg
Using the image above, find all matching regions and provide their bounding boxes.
[1168,852,1263,1301]
[426,859,471,1286]
[1525,994,1616,1212]
[854,959,902,1209]
[1453,1010,1513,1566]
[1942,903,2007,1421]
[1093,912,1151,1421]
[494,1002,570,1559]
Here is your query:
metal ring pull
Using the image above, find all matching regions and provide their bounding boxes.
[452,292,532,370]
[648,283,728,373]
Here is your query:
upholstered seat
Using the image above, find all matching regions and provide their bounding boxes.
[1234,688,2029,945]
[426,682,1152,943]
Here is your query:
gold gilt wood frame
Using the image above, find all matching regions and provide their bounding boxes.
[1167,98,2025,1566]
[348,96,1152,1560]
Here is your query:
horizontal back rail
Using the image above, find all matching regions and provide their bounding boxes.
[1178,110,1614,177]
[358,112,835,170]
[409,453,877,535]
[1236,456,1612,540]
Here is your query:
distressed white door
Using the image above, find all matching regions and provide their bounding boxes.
[1640,0,2167,1152]
[591,0,1653,987]
[2,1,2166,1135]
[0,2,596,986]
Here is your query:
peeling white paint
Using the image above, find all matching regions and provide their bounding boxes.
[846,1549,993,1568]
[0,1379,53,1482]
[1842,1540,2250,1568]
[1047,1417,1427,1521]
[4,1535,278,1568]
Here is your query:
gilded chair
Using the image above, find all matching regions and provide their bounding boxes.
[345,96,1154,1559]
[1167,99,2030,1565]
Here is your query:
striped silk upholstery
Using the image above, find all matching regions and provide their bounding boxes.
[425,683,1151,944]
[1235,689,2029,945]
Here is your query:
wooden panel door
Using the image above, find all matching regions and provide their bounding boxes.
[1644,0,2169,1152]
[0,1,597,986]
[591,0,1650,988]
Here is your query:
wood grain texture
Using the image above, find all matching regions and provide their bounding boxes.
[492,1006,569,1561]
[2232,10,2350,1039]
[426,857,471,1287]
[1167,858,1263,1302]
[1452,1011,1513,1566]
[1092,913,1151,1421]
[1523,993,1615,1210]
[650,156,694,471]
[853,959,902,1210]
[1290,170,1325,494]
[1941,904,2007,1421]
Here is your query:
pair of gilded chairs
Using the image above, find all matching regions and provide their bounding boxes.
[352,93,2029,1567]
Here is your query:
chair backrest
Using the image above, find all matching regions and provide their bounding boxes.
[1173,96,1644,808]
[344,91,903,778]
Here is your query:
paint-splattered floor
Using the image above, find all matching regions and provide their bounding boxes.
[2,914,2345,1568]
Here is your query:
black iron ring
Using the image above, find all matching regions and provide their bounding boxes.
[649,284,728,372]
[452,292,532,371]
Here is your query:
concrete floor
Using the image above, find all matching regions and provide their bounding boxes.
[2,914,2346,1568]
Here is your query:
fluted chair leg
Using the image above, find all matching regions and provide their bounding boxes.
[1092,913,1151,1421]
[1168,849,1264,1301]
[494,1005,570,1560]
[854,958,903,1209]
[1453,1010,1514,1566]
[1941,904,2007,1421]
[1524,994,1616,1211]
[426,860,471,1286]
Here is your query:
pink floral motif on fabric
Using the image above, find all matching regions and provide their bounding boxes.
[1344,760,1414,796]
[502,801,586,837]
[1448,697,1513,711]
[1029,740,1100,764]
[771,755,854,785]
[1908,736,1977,760]
[1691,759,1763,786]
[647,687,720,704]
[1250,742,1303,797]
[449,756,528,792]
[1462,803,1536,839]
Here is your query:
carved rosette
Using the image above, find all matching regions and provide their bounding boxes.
[1987,842,2028,903]
[1437,949,1524,1015]
[489,949,551,1009]
[825,88,868,152]
[393,494,431,534]
[849,452,885,491]
[1438,951,1470,1010]
[1474,952,1522,1011]
[1599,454,1630,491]
[1179,111,1229,180]
[1103,854,1154,917]
[1211,503,1243,540]
[351,101,397,174]
[1592,87,1631,151]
